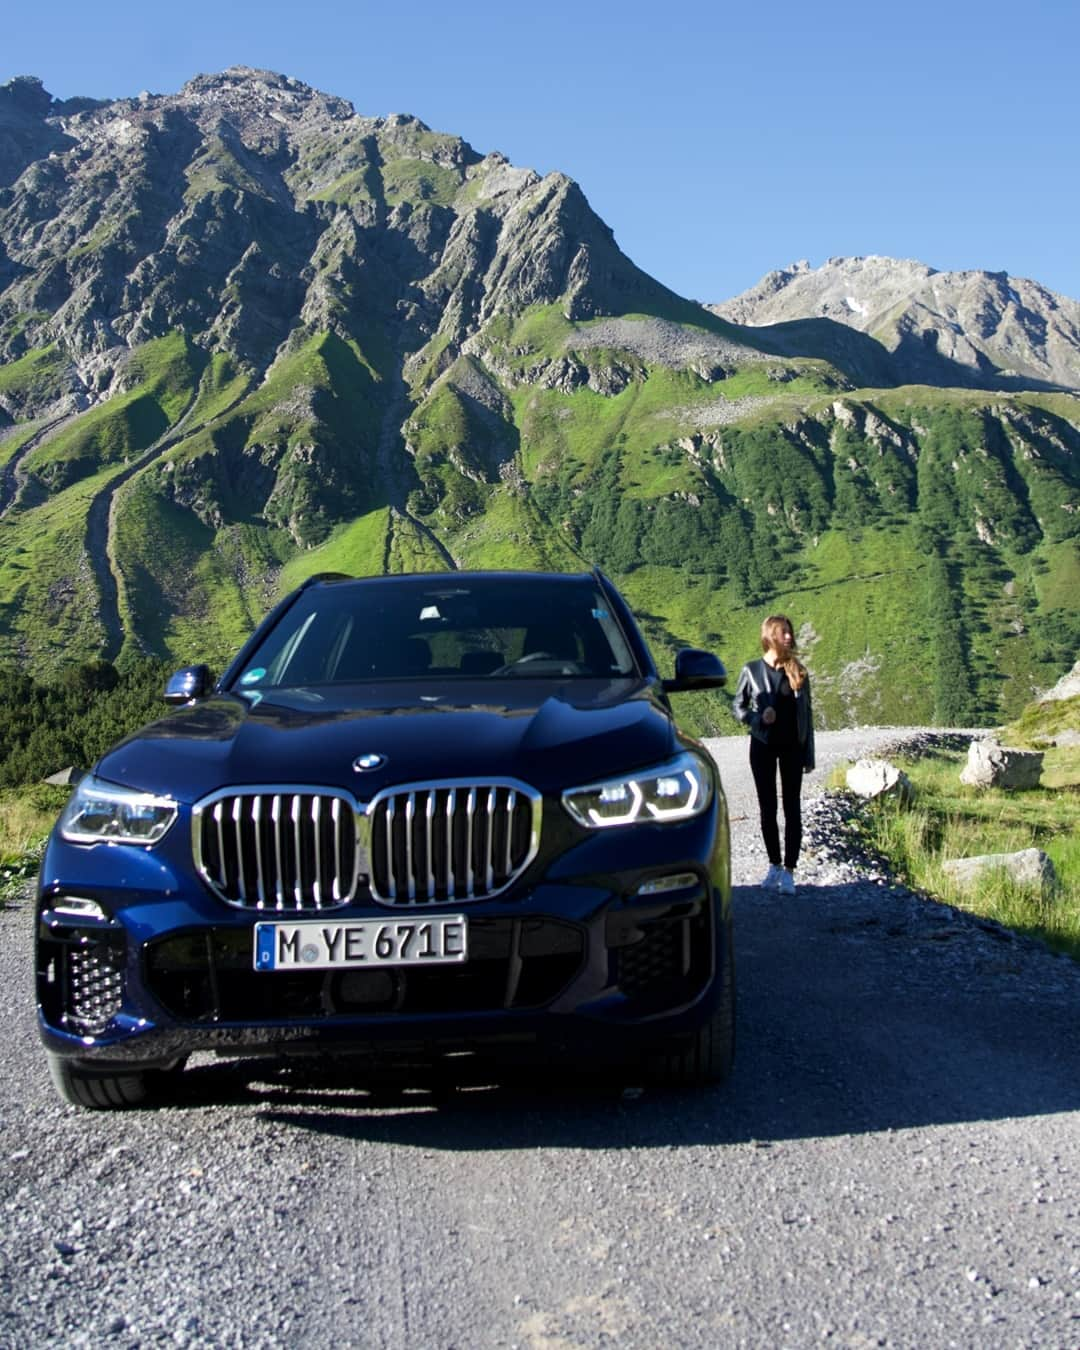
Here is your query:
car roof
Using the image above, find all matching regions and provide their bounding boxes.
[301,570,600,591]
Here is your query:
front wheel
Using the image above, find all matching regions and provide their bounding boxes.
[47,1056,186,1110]
[645,934,735,1089]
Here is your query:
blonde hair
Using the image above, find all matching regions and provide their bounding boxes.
[761,614,808,691]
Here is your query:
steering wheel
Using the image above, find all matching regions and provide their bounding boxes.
[492,651,558,676]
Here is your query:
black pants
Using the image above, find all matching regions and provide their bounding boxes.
[749,737,805,870]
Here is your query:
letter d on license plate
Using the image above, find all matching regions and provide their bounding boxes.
[254,916,468,971]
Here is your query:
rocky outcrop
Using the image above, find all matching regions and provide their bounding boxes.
[711,255,1080,392]
[1040,660,1080,702]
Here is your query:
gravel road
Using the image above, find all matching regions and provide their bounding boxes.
[2,729,1078,1348]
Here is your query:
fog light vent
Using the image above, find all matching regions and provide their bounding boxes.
[66,944,123,1036]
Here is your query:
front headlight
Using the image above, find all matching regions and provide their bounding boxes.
[58,776,178,846]
[562,752,713,829]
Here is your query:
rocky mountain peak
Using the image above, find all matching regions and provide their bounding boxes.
[0,75,54,117]
[176,66,357,126]
[713,255,1080,392]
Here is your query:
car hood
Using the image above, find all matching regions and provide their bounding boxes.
[95,679,679,803]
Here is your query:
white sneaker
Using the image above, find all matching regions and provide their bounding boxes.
[778,868,796,895]
[761,864,783,889]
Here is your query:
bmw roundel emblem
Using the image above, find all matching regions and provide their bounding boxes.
[352,752,387,773]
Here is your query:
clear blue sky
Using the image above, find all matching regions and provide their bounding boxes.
[5,0,1079,303]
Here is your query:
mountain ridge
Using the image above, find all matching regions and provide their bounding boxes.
[0,68,1078,734]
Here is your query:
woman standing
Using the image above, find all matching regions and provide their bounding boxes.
[732,615,815,894]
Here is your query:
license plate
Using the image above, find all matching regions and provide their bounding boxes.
[254,916,468,971]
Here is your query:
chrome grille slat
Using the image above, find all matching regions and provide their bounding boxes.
[272,795,285,910]
[312,796,322,908]
[385,797,397,901]
[445,789,455,897]
[214,801,226,891]
[291,794,303,910]
[504,789,516,877]
[465,787,476,898]
[405,793,416,901]
[232,796,246,900]
[253,796,266,909]
[485,786,496,891]
[424,793,435,899]
[332,797,343,902]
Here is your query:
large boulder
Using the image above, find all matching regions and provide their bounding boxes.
[959,739,1043,790]
[941,848,1057,895]
[846,758,913,802]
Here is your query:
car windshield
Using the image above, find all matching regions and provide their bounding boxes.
[231,575,639,690]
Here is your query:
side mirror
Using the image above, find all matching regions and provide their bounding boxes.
[662,648,727,694]
[164,664,213,705]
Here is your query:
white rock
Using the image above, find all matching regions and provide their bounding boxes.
[941,848,1057,895]
[846,758,913,802]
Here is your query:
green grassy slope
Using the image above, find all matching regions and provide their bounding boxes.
[0,302,1076,728]
[18,334,205,494]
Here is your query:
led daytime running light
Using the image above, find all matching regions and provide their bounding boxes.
[562,753,711,829]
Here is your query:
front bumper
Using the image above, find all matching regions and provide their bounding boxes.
[36,799,731,1073]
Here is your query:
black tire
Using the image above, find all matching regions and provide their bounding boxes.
[646,932,736,1089]
[47,1056,186,1110]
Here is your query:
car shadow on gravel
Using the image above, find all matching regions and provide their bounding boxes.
[155,879,1080,1148]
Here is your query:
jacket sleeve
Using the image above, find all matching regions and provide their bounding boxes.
[802,678,816,771]
[731,663,760,736]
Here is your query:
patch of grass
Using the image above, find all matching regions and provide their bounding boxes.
[1006,692,1080,746]
[184,136,270,202]
[0,310,50,345]
[0,782,69,856]
[385,513,453,574]
[276,509,391,593]
[447,486,584,572]
[614,525,935,730]
[0,344,65,403]
[381,158,462,208]
[187,352,251,424]
[854,747,1080,961]
[0,421,46,470]
[111,474,290,667]
[307,166,380,205]
[0,464,116,671]
[0,782,70,905]
[22,333,203,490]
[158,330,386,546]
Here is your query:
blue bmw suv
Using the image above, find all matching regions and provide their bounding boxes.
[36,569,732,1107]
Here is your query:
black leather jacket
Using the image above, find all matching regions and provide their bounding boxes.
[732,657,815,771]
